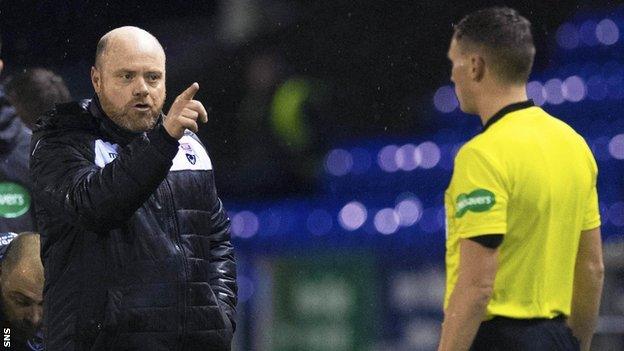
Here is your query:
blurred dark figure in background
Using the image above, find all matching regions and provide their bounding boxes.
[5,68,72,129]
[1,68,72,234]
[30,26,236,350]
[0,232,44,351]
[0,35,35,233]
[269,74,330,192]
[232,51,288,196]
[230,50,331,197]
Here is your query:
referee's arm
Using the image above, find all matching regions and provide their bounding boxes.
[569,226,604,351]
[438,237,499,351]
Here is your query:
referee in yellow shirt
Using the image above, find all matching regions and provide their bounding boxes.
[438,7,604,351]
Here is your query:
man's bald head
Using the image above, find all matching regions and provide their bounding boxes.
[95,26,165,69]
[91,26,167,132]
[1,232,41,276]
[0,232,43,340]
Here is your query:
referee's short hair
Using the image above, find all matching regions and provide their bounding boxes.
[453,7,535,84]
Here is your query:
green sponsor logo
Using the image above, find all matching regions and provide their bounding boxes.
[0,182,30,218]
[455,189,496,218]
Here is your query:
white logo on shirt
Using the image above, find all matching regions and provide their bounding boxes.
[171,136,212,171]
[94,140,120,168]
[93,136,212,171]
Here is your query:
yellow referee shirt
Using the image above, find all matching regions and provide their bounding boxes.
[444,101,601,320]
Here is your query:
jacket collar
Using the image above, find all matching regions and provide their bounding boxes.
[482,100,534,132]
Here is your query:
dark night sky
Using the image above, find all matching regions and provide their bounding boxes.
[0,1,598,110]
[1,0,620,196]
[1,1,612,131]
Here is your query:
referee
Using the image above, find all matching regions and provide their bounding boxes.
[438,7,604,351]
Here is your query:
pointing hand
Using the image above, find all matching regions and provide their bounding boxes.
[164,82,208,139]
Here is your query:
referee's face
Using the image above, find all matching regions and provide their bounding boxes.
[448,38,477,114]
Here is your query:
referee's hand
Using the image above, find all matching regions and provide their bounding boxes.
[164,82,208,139]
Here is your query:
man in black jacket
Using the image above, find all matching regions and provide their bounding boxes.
[30,26,237,350]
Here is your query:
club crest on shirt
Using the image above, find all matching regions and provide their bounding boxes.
[455,188,496,218]
[186,154,196,165]
[171,136,212,171]
[27,331,45,351]
[27,338,45,351]
[180,143,197,165]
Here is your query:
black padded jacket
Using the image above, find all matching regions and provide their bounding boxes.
[30,98,236,351]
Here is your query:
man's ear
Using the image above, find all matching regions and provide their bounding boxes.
[91,66,101,93]
[470,54,486,82]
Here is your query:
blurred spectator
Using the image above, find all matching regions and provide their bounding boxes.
[269,75,330,190]
[231,51,288,196]
[0,231,44,351]
[0,67,72,234]
[229,50,332,197]
[0,36,35,233]
[5,68,72,130]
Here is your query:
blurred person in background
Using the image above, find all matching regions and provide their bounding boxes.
[231,51,288,196]
[214,0,333,195]
[439,7,603,351]
[0,34,35,233]
[232,50,332,196]
[0,231,44,351]
[269,73,330,193]
[5,67,72,130]
[30,26,236,350]
[1,68,72,236]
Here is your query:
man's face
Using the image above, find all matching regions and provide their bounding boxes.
[0,264,43,340]
[91,39,166,132]
[448,38,477,114]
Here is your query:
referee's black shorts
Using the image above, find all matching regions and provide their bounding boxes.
[470,316,580,351]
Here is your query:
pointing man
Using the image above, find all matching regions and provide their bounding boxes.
[30,27,237,350]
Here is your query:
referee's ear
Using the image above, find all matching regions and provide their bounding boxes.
[470,54,486,82]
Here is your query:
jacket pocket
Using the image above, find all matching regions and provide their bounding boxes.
[103,288,124,330]
[87,288,124,350]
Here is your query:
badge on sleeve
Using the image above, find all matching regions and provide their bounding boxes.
[170,136,212,171]
[455,189,496,218]
[181,143,196,165]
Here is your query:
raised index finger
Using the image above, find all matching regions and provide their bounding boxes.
[176,82,199,101]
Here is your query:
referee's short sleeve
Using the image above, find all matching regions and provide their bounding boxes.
[582,153,601,230]
[448,146,508,238]
[582,186,600,230]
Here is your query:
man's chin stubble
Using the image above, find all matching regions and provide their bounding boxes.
[110,111,159,133]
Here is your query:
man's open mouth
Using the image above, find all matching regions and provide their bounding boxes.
[133,103,151,111]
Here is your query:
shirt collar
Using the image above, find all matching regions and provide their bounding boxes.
[482,100,535,132]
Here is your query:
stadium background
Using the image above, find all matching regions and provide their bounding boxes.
[2,0,623,350]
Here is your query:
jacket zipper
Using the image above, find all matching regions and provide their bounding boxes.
[161,179,189,350]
